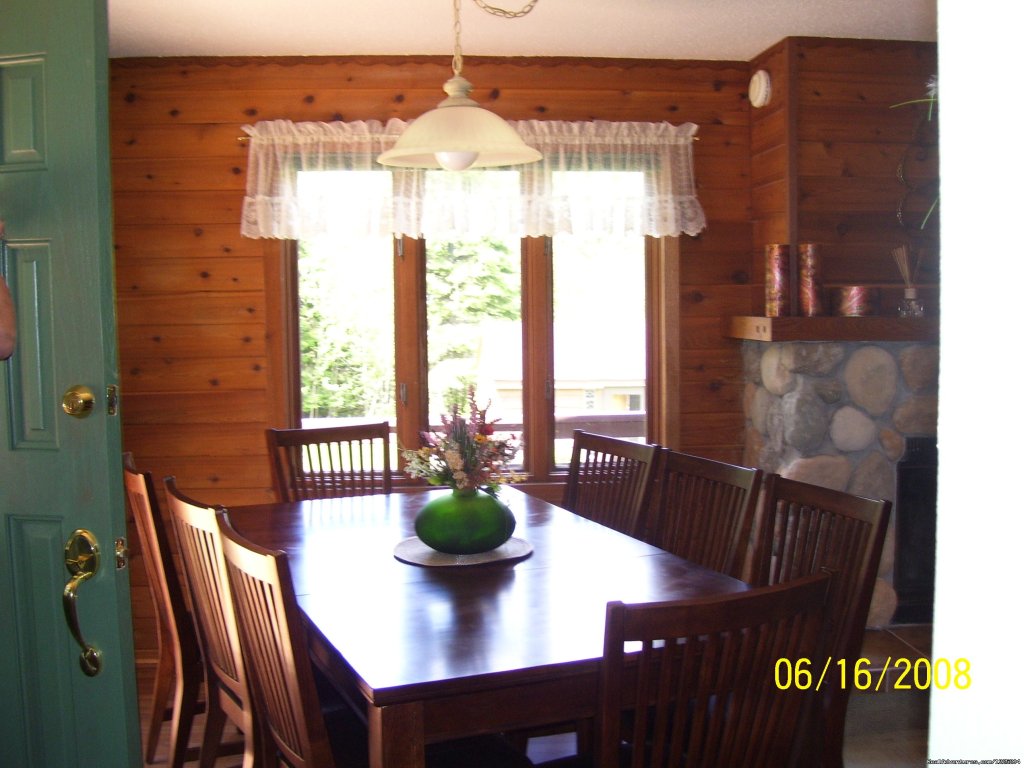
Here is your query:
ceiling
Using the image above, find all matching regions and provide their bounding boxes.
[107,0,937,62]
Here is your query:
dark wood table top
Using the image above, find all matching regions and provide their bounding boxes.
[229,486,749,709]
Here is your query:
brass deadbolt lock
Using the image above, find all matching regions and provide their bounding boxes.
[62,385,95,418]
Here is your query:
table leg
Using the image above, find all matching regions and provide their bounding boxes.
[368,701,426,768]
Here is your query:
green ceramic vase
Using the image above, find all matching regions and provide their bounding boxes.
[415,488,516,554]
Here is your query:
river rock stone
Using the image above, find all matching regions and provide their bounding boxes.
[742,341,764,383]
[781,342,845,376]
[845,346,898,416]
[780,454,852,491]
[742,341,938,629]
[849,451,895,502]
[814,377,844,404]
[830,406,878,452]
[900,345,940,394]
[879,428,905,462]
[780,383,828,453]
[892,395,939,436]
[749,385,775,435]
[761,344,795,396]
[743,427,765,468]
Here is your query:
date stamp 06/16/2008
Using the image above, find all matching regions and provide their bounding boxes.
[773,656,971,692]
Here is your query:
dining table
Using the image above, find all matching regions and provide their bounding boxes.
[229,485,749,768]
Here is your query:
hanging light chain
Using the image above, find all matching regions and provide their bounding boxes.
[472,0,540,19]
[452,0,540,76]
[452,0,464,76]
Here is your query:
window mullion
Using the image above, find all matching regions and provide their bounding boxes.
[646,235,678,448]
[521,236,555,481]
[394,236,429,459]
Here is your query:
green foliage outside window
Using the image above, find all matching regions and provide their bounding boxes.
[299,236,520,420]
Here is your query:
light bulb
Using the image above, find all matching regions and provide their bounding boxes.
[435,151,478,171]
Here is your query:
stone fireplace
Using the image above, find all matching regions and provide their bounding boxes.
[740,339,939,626]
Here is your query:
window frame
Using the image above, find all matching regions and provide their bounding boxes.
[271,233,678,487]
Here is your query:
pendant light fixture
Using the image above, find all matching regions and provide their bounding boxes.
[376,0,542,171]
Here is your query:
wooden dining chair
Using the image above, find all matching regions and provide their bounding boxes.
[165,478,263,768]
[215,511,537,768]
[123,454,205,768]
[751,474,893,768]
[562,430,659,537]
[512,431,658,758]
[266,422,392,502]
[596,572,832,768]
[647,451,763,580]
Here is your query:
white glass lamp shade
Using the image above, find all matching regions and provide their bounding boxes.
[377,75,542,170]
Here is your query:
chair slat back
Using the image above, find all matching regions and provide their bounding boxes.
[753,475,891,662]
[752,474,892,766]
[123,455,197,669]
[164,479,253,716]
[599,573,831,768]
[649,451,763,580]
[217,513,336,768]
[562,430,659,537]
[123,454,203,767]
[267,422,392,502]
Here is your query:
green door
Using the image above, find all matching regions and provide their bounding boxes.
[0,0,141,765]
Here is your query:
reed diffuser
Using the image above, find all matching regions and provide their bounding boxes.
[892,244,924,317]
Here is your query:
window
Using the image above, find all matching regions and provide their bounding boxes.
[296,170,650,480]
[244,118,705,481]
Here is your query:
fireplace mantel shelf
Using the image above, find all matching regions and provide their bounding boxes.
[726,316,939,343]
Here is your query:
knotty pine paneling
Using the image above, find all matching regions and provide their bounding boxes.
[111,53,753,491]
[793,38,936,75]
[117,324,266,358]
[117,256,264,292]
[797,141,911,178]
[118,292,265,325]
[110,124,251,158]
[111,56,746,92]
[114,190,242,225]
[748,38,938,316]
[749,40,793,316]
[120,392,271,425]
[795,39,938,310]
[115,223,264,258]
[112,157,249,192]
[111,53,754,656]
[122,356,268,393]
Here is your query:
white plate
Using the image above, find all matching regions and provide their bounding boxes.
[393,536,533,567]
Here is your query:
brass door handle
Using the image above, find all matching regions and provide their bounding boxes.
[62,529,102,676]
[62,385,95,418]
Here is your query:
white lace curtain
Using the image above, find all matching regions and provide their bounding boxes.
[240,118,706,240]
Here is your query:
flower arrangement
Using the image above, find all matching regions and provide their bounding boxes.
[402,390,523,494]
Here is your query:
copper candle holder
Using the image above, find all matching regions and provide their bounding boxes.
[831,285,880,316]
[764,244,791,317]
[798,243,825,317]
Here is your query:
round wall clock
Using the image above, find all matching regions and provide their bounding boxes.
[749,69,772,108]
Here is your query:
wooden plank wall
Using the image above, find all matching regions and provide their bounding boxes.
[109,55,754,657]
[750,39,939,315]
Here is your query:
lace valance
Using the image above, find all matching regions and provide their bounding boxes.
[240,118,706,240]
